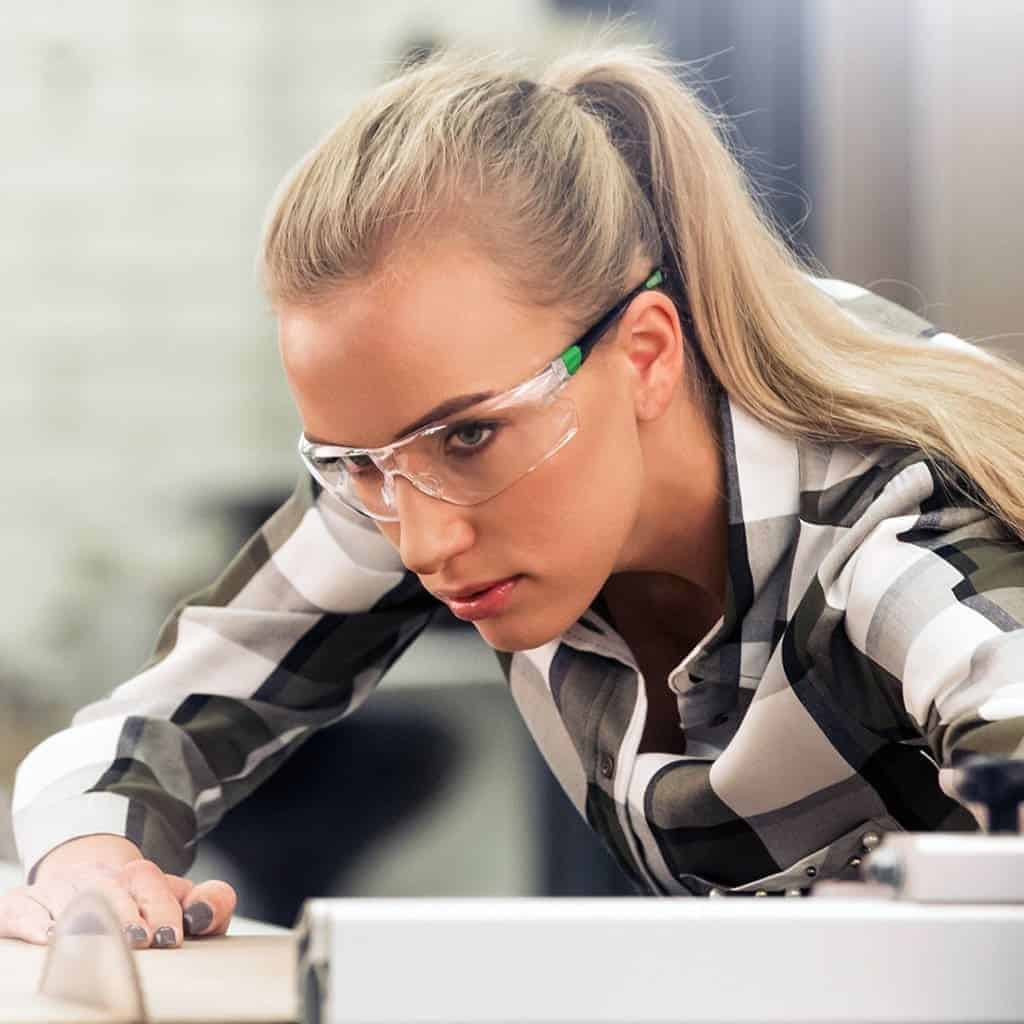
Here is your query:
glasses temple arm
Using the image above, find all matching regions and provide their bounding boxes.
[560,268,665,376]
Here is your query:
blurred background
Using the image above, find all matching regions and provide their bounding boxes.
[1,1,1022,916]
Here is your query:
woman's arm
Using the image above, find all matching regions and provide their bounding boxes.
[11,472,438,881]
[838,468,1024,819]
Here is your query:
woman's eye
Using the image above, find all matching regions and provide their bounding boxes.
[341,453,375,474]
[447,422,496,452]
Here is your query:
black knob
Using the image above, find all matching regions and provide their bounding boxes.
[953,755,1024,834]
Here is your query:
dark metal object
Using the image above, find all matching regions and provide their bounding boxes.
[953,756,1024,834]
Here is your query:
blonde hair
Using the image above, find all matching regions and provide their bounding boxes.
[260,44,1024,542]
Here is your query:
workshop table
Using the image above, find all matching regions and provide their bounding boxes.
[0,925,296,1023]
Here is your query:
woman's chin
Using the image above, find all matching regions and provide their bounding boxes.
[471,611,565,654]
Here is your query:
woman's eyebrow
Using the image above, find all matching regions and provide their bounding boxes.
[390,391,495,441]
[305,391,497,449]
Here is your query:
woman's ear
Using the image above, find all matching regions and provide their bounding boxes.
[618,293,685,422]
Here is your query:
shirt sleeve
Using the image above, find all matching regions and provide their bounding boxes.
[838,458,1024,819]
[11,473,439,879]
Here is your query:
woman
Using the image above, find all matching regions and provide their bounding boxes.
[4,44,1023,948]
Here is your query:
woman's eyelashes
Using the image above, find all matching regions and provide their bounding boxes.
[444,420,500,456]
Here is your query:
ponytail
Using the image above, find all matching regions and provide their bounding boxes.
[261,43,1024,540]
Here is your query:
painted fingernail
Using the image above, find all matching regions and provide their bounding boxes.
[153,926,177,948]
[124,924,149,947]
[183,901,213,937]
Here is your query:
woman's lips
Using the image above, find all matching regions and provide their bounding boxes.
[443,576,521,621]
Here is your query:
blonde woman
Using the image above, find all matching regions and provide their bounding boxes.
[4,44,1023,948]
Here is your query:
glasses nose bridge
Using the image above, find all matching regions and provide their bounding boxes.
[365,446,398,513]
[372,444,445,515]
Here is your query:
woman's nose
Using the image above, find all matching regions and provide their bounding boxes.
[393,476,475,577]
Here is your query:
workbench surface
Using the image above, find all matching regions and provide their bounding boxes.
[0,932,296,1023]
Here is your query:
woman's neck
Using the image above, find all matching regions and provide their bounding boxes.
[613,385,729,615]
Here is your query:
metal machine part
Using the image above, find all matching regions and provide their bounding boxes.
[841,755,1024,903]
[294,897,1023,1024]
[295,755,1024,1023]
[954,756,1024,833]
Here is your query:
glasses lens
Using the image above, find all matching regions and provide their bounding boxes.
[395,393,578,507]
[301,386,578,519]
[303,447,388,518]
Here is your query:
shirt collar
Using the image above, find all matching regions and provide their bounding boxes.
[713,387,802,652]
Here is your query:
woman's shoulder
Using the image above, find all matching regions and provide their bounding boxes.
[807,273,996,363]
[809,275,935,338]
[793,431,1009,548]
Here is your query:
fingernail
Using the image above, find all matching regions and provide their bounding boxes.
[45,924,56,942]
[124,924,149,948]
[153,926,177,948]
[182,901,213,937]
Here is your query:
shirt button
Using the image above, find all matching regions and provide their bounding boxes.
[754,889,768,897]
[599,754,615,778]
[708,888,726,898]
[804,865,818,879]
[785,888,805,898]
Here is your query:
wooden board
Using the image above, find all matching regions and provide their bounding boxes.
[0,933,297,1023]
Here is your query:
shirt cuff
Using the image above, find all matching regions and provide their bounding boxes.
[14,791,132,883]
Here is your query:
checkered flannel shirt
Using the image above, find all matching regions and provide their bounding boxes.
[13,279,1024,894]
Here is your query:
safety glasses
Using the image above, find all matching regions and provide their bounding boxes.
[299,268,665,521]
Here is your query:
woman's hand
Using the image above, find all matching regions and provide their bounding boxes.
[0,834,237,947]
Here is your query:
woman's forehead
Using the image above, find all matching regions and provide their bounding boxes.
[278,241,571,445]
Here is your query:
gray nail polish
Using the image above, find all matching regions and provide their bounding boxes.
[124,924,149,947]
[153,926,177,948]
[183,901,213,937]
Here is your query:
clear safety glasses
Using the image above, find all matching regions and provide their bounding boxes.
[298,268,665,522]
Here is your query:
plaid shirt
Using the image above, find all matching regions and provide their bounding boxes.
[13,280,1024,894]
